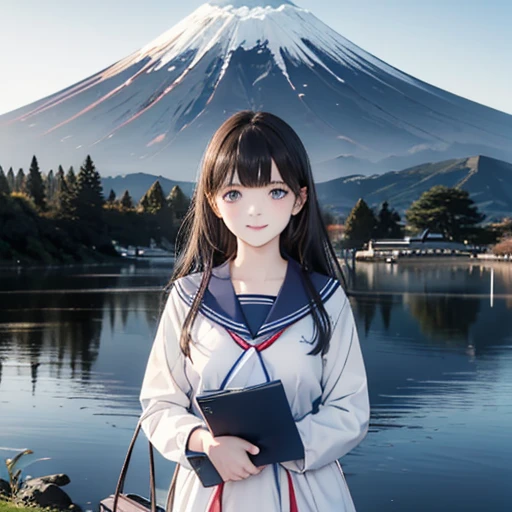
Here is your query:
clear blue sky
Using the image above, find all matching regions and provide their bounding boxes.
[1,0,511,116]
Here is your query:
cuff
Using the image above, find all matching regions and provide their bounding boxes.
[177,421,208,470]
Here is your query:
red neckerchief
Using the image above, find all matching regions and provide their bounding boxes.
[206,328,299,512]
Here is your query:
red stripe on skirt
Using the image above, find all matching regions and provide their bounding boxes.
[207,482,223,512]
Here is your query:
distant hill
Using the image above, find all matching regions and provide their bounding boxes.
[315,143,512,180]
[102,155,512,222]
[315,155,512,221]
[101,173,195,203]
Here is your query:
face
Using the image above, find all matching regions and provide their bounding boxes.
[212,160,307,249]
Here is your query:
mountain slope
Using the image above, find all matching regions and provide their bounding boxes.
[1,0,511,180]
[315,155,512,220]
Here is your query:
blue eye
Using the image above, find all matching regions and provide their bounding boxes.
[223,190,241,202]
[270,188,288,200]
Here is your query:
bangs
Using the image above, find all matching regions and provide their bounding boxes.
[209,125,302,194]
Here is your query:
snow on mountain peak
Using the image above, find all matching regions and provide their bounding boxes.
[113,0,417,95]
[209,0,296,7]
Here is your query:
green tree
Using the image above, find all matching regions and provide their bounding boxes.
[7,167,15,191]
[74,155,104,220]
[0,166,10,195]
[120,190,133,210]
[25,155,46,210]
[344,198,377,247]
[66,166,77,193]
[54,166,66,206]
[375,201,402,238]
[405,185,485,241]
[107,189,116,203]
[45,168,57,205]
[167,185,190,220]
[15,168,25,193]
[139,181,166,214]
[55,168,76,219]
[55,166,66,199]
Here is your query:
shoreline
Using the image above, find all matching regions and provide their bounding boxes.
[354,254,511,264]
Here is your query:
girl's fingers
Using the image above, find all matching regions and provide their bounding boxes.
[245,464,260,475]
[240,439,260,455]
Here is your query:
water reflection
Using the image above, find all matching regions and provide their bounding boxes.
[0,292,168,392]
[344,260,512,511]
[405,295,480,343]
[354,259,512,297]
[0,260,511,511]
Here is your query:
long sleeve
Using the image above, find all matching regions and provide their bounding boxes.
[139,286,207,471]
[281,290,370,473]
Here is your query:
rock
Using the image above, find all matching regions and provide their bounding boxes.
[18,482,73,510]
[0,478,10,497]
[23,474,71,488]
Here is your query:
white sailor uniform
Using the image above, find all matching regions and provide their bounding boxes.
[139,256,370,511]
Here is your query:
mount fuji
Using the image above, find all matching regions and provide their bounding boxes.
[1,0,511,181]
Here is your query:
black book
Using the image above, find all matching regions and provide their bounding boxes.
[196,380,305,468]
[185,448,224,488]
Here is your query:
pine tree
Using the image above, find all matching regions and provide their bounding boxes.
[167,185,190,220]
[45,169,57,205]
[74,155,104,220]
[139,181,166,214]
[0,166,10,195]
[375,201,403,239]
[120,190,133,210]
[405,185,485,241]
[7,167,15,192]
[344,198,377,247]
[15,168,25,193]
[66,166,77,193]
[107,189,116,203]
[25,155,46,210]
[55,166,65,196]
[56,170,76,219]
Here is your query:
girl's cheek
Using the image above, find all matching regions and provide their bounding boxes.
[270,196,294,214]
[225,202,241,218]
[219,200,238,217]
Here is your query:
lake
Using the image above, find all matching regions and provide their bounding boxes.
[0,258,511,511]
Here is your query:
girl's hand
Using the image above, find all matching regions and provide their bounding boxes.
[202,432,266,482]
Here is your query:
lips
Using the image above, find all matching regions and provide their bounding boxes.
[247,225,268,230]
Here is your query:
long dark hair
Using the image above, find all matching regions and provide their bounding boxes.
[167,110,346,358]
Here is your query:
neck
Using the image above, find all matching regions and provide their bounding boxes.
[231,236,287,281]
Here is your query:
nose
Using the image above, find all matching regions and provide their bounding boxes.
[247,202,262,216]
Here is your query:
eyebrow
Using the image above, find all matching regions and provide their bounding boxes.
[223,180,287,188]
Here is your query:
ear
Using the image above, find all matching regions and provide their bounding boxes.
[292,186,308,216]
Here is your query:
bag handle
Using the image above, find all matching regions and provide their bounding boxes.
[113,420,156,512]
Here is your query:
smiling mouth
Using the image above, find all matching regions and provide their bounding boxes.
[247,225,268,230]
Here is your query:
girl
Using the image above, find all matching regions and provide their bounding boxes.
[139,111,370,511]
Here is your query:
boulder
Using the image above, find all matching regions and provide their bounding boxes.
[18,482,72,510]
[23,474,71,488]
[0,478,10,497]
[17,473,80,511]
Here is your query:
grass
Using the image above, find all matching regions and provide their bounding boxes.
[0,498,60,512]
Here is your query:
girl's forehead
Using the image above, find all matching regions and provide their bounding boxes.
[224,159,284,187]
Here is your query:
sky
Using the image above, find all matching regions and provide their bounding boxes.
[0,0,511,116]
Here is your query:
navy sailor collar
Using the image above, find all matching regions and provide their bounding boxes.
[174,256,339,340]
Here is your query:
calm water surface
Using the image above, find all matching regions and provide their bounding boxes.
[0,259,511,511]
